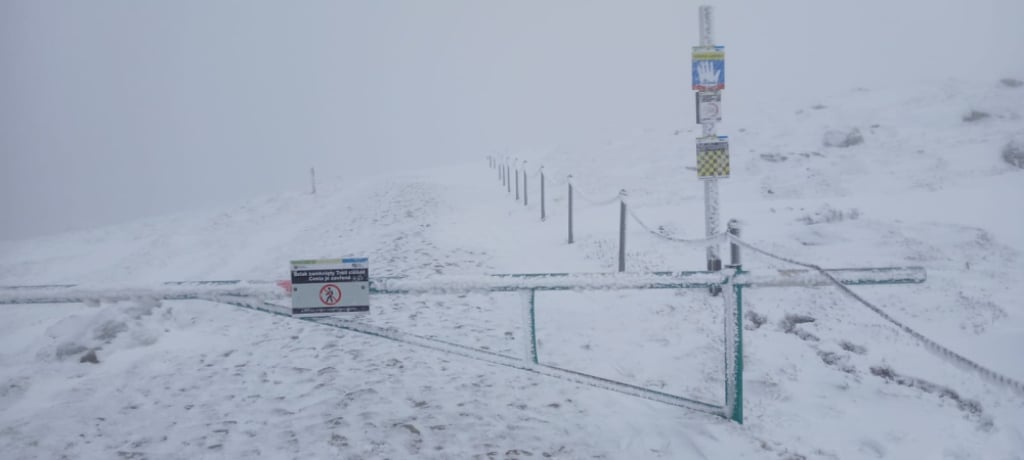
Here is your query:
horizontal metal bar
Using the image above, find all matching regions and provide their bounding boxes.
[0,283,286,306]
[0,266,924,306]
[0,284,79,290]
[733,266,926,288]
[369,271,723,294]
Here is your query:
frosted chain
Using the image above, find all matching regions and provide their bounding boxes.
[625,202,729,246]
[572,185,621,207]
[728,234,1024,396]
[548,175,569,186]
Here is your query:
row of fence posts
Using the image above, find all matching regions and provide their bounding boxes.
[487,156,741,275]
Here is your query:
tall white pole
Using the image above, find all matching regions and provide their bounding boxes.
[310,167,317,195]
[698,5,721,273]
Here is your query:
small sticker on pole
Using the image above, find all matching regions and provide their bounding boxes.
[696,136,730,179]
[692,46,725,91]
[696,92,722,124]
[290,258,369,317]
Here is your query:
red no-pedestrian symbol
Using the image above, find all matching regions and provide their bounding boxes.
[319,284,342,306]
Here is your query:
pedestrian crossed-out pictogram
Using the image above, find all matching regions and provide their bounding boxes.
[319,284,341,306]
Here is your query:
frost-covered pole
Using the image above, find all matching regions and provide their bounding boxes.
[567,175,574,244]
[540,167,546,221]
[694,5,728,279]
[515,158,520,201]
[618,190,628,272]
[310,167,316,195]
[700,6,719,272]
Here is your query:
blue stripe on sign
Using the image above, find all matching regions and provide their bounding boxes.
[343,258,369,263]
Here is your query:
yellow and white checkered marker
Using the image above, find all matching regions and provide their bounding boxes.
[697,137,730,179]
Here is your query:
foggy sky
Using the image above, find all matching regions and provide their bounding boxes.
[2,0,1022,240]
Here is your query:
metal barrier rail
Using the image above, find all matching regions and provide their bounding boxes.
[0,266,927,425]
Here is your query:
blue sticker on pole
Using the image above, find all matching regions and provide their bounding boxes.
[692,46,725,91]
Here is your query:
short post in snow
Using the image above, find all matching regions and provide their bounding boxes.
[500,162,504,186]
[567,175,574,244]
[727,219,741,269]
[515,159,520,201]
[540,167,546,221]
[506,160,512,194]
[310,167,317,195]
[523,161,529,206]
[618,189,628,272]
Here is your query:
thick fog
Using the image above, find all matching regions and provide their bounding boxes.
[2,0,1021,240]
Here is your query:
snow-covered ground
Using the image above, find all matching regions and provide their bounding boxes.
[1,78,1023,458]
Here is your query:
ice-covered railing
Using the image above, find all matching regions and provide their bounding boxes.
[0,280,287,306]
[370,271,721,294]
[0,266,928,304]
[368,267,926,294]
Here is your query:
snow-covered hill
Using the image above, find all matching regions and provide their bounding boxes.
[1,78,1022,459]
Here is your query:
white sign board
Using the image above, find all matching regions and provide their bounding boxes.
[696,92,722,124]
[290,258,369,317]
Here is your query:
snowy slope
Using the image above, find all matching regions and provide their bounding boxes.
[1,78,1023,459]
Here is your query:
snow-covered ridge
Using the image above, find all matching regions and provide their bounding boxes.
[1,78,1022,458]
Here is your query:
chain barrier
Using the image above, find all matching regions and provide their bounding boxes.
[572,185,621,207]
[495,160,724,245]
[548,175,569,187]
[624,202,728,246]
[728,234,1024,396]
[486,159,1024,395]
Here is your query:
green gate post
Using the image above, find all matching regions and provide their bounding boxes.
[529,289,539,364]
[730,282,744,424]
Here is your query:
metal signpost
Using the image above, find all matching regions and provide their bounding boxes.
[290,258,369,317]
[693,5,729,276]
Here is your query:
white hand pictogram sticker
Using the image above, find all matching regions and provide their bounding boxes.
[697,61,720,87]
